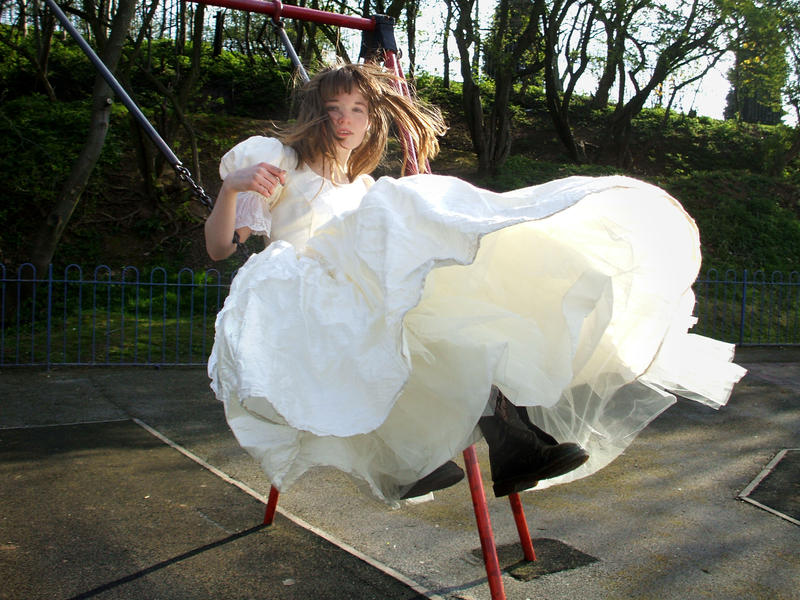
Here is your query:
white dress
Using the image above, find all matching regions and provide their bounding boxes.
[208,136,746,502]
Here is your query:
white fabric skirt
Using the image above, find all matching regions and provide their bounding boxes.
[208,174,745,502]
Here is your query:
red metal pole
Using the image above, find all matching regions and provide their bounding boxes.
[186,0,375,31]
[263,485,280,525]
[508,492,537,562]
[382,50,421,176]
[463,445,506,600]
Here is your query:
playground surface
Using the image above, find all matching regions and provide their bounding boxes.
[1,346,799,600]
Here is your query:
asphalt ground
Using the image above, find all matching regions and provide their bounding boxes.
[1,346,799,600]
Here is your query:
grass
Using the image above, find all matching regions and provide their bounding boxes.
[2,271,228,366]
[3,311,217,366]
[2,270,798,367]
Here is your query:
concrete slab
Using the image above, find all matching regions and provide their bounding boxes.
[1,356,798,599]
[0,420,424,600]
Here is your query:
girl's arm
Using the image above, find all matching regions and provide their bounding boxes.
[204,162,286,260]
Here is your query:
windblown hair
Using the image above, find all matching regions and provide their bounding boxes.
[280,62,447,182]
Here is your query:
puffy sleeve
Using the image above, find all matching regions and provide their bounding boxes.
[219,136,298,237]
[359,174,376,191]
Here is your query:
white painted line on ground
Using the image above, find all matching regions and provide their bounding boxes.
[132,417,447,600]
[0,418,129,430]
[738,448,800,526]
[738,449,787,498]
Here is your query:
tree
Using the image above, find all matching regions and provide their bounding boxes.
[121,1,207,209]
[453,0,545,174]
[725,0,788,124]
[541,0,598,162]
[588,0,650,110]
[0,0,58,100]
[442,0,453,87]
[783,1,800,120]
[29,0,138,273]
[598,0,732,165]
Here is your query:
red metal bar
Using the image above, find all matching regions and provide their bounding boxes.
[463,445,506,600]
[382,51,421,176]
[263,485,280,525]
[187,0,375,31]
[508,492,536,562]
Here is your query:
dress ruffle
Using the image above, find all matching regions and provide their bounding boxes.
[209,173,745,501]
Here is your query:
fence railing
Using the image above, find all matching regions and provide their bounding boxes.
[1,265,798,368]
[693,269,800,346]
[1,264,234,367]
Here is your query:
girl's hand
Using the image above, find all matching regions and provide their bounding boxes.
[224,162,287,198]
[205,162,286,261]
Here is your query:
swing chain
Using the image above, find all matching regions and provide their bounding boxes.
[175,164,215,211]
[174,164,249,256]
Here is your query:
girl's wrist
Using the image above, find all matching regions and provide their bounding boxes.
[218,179,240,203]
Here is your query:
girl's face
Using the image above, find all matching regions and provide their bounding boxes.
[324,89,370,155]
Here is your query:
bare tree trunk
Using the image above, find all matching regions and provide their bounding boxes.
[541,0,595,163]
[405,0,418,80]
[443,0,452,87]
[176,0,186,54]
[455,0,544,175]
[154,2,204,178]
[159,0,167,39]
[213,10,224,57]
[453,0,487,171]
[33,0,57,99]
[16,0,28,36]
[471,0,480,74]
[29,0,138,273]
[590,28,623,109]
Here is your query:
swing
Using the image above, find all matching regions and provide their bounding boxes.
[43,1,536,597]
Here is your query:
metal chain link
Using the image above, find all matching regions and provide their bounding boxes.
[175,164,215,211]
[174,164,248,256]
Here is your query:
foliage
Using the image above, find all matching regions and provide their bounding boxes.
[0,24,96,101]
[631,109,796,175]
[413,73,463,114]
[0,94,126,266]
[200,49,294,117]
[725,0,788,124]
[125,39,294,119]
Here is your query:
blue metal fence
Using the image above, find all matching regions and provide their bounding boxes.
[693,269,800,346]
[1,264,798,368]
[1,264,234,367]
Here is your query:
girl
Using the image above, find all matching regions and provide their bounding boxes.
[205,63,744,503]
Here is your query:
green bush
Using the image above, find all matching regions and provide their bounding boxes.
[200,49,294,117]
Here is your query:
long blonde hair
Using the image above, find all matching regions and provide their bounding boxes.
[280,63,447,181]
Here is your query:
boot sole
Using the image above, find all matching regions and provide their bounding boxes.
[492,449,589,497]
[401,462,465,499]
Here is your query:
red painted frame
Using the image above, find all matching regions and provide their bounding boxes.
[187,0,375,30]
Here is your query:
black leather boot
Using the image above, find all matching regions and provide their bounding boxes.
[401,460,465,499]
[515,405,558,445]
[479,389,589,497]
